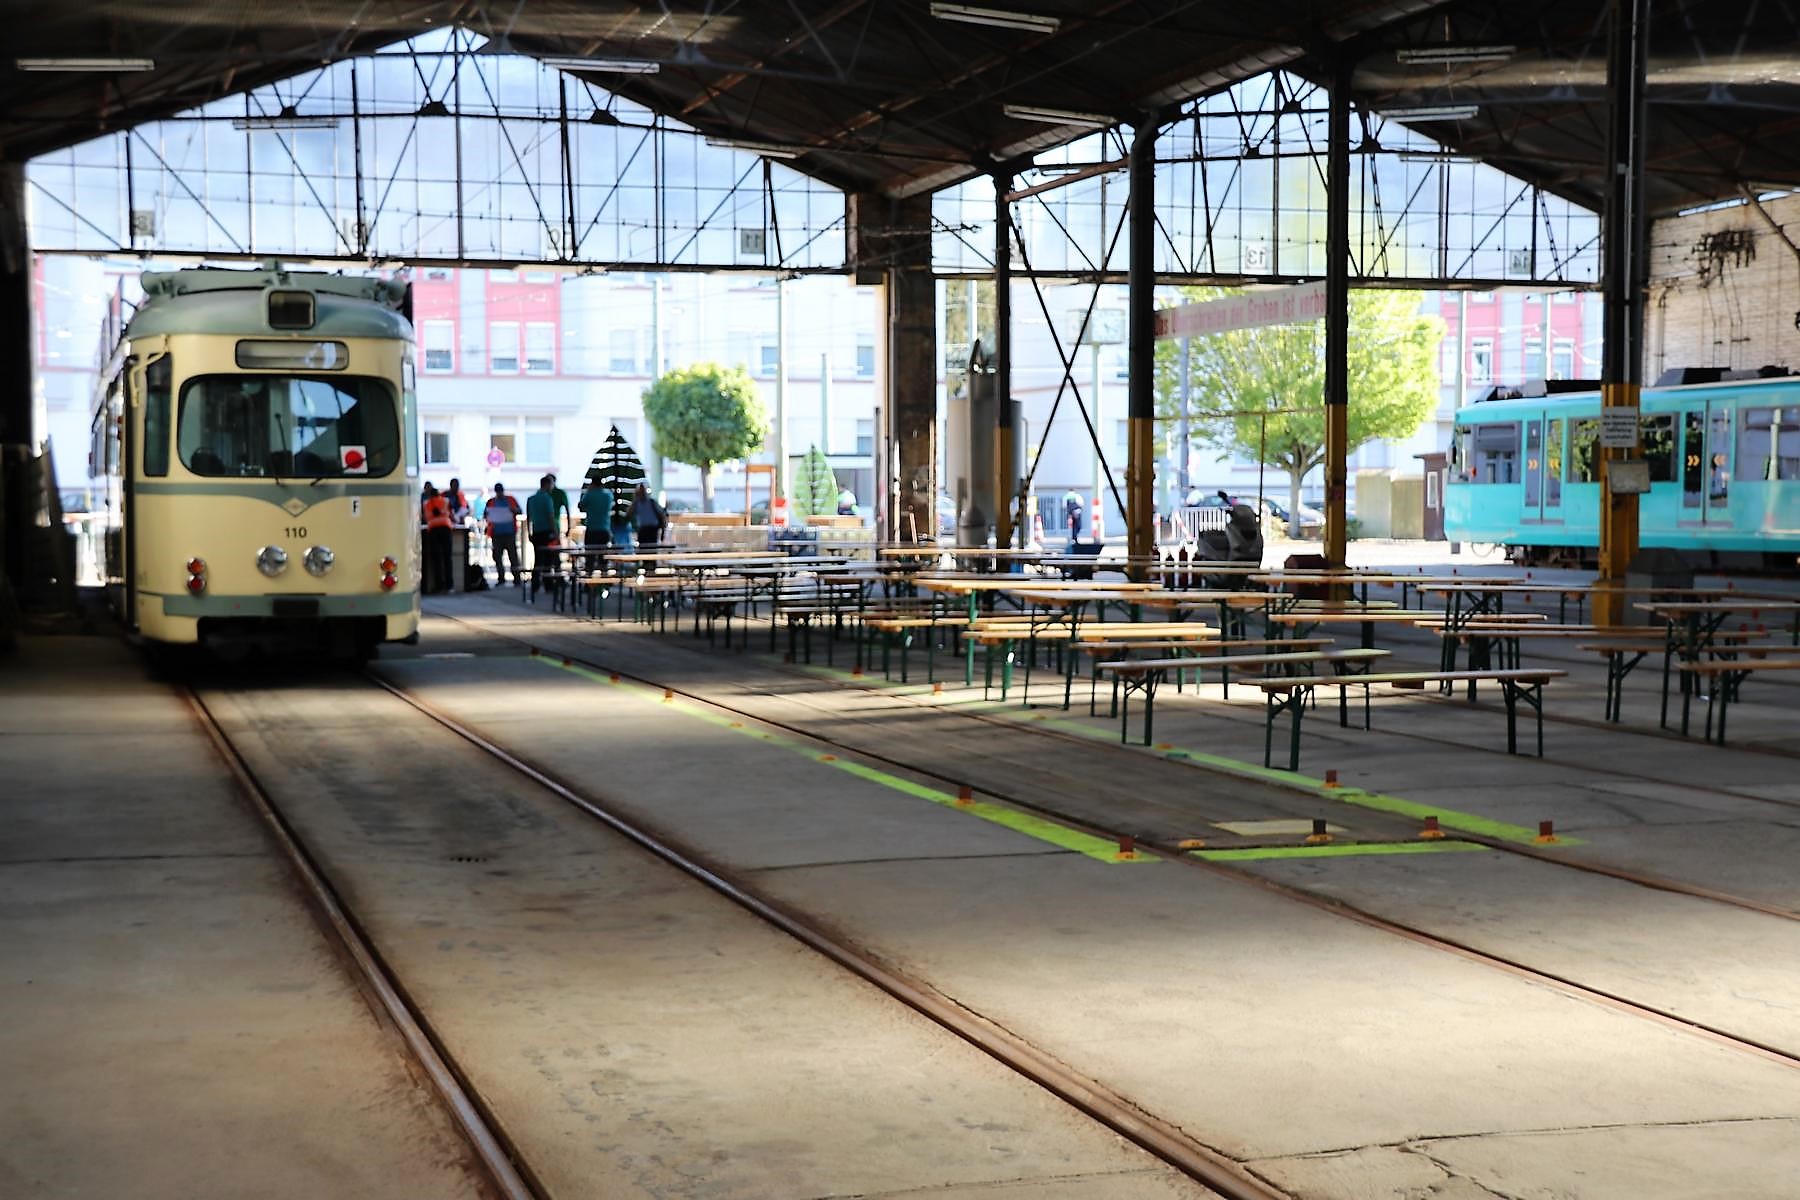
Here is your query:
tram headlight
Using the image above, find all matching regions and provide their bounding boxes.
[256,545,289,577]
[303,545,335,577]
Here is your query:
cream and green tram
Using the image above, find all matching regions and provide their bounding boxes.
[91,267,422,658]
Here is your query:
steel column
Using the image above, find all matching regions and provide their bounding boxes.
[1323,58,1352,571]
[1597,0,1651,625]
[0,161,34,596]
[851,192,936,543]
[994,173,1015,550]
[1126,118,1158,574]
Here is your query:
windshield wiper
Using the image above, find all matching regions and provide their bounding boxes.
[271,410,290,485]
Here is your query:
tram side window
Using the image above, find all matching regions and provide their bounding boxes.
[177,375,400,478]
[142,357,171,477]
[1738,406,1800,481]
[1569,419,1600,482]
[1640,413,1675,483]
[1469,422,1519,484]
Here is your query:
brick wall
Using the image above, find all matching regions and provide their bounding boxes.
[1647,192,1800,378]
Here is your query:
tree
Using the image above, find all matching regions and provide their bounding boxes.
[1185,289,1443,536]
[641,364,769,512]
[791,445,839,523]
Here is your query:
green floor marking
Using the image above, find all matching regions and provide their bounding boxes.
[1192,841,1488,862]
[533,656,1146,864]
[780,654,1580,847]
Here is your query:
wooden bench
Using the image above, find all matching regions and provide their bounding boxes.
[1079,636,1333,702]
[1253,669,1566,770]
[1679,656,1800,743]
[1098,647,1389,745]
[1568,629,1770,723]
[862,614,975,681]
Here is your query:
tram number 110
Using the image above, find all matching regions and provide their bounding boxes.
[284,527,308,539]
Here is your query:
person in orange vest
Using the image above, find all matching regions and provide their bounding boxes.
[421,483,454,594]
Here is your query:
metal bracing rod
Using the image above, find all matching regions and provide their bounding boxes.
[559,77,577,259]
[665,155,762,263]
[127,128,246,254]
[1008,203,1130,516]
[463,52,560,253]
[575,124,655,247]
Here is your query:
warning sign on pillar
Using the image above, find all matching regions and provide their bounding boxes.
[1599,408,1640,449]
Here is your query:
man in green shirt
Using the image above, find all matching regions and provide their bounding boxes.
[579,480,615,567]
[546,472,572,537]
[526,474,561,591]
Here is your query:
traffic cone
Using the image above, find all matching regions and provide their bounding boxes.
[1029,510,1045,549]
[1092,497,1104,540]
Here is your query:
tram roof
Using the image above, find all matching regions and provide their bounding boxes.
[4,1,1797,214]
[128,269,413,342]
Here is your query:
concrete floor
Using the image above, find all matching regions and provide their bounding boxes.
[14,573,1800,1198]
[406,589,1800,1197]
[0,638,490,1200]
[177,672,1220,1197]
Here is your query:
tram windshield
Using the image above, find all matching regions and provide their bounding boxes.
[177,375,400,478]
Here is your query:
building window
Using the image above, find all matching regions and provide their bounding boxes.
[855,419,874,456]
[1551,339,1575,380]
[1115,419,1130,450]
[489,269,518,283]
[1439,341,1457,380]
[1554,290,1576,303]
[525,322,555,374]
[422,320,455,373]
[489,322,519,373]
[609,329,637,374]
[524,417,554,466]
[1469,338,1494,382]
[758,340,779,376]
[856,337,875,377]
[488,427,517,465]
[424,430,451,465]
[522,269,558,284]
[1470,291,1494,303]
[423,268,451,282]
[727,331,754,371]
[1523,337,1544,380]
[489,417,554,467]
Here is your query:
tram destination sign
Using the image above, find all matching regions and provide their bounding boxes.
[1600,407,1640,449]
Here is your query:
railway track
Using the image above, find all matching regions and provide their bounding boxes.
[184,686,540,1200]
[182,676,1284,1200]
[416,606,1800,1072]
[435,606,1800,923]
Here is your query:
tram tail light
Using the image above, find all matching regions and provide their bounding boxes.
[185,558,206,593]
[380,573,398,591]
[379,556,398,574]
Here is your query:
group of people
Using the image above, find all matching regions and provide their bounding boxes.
[422,472,668,590]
